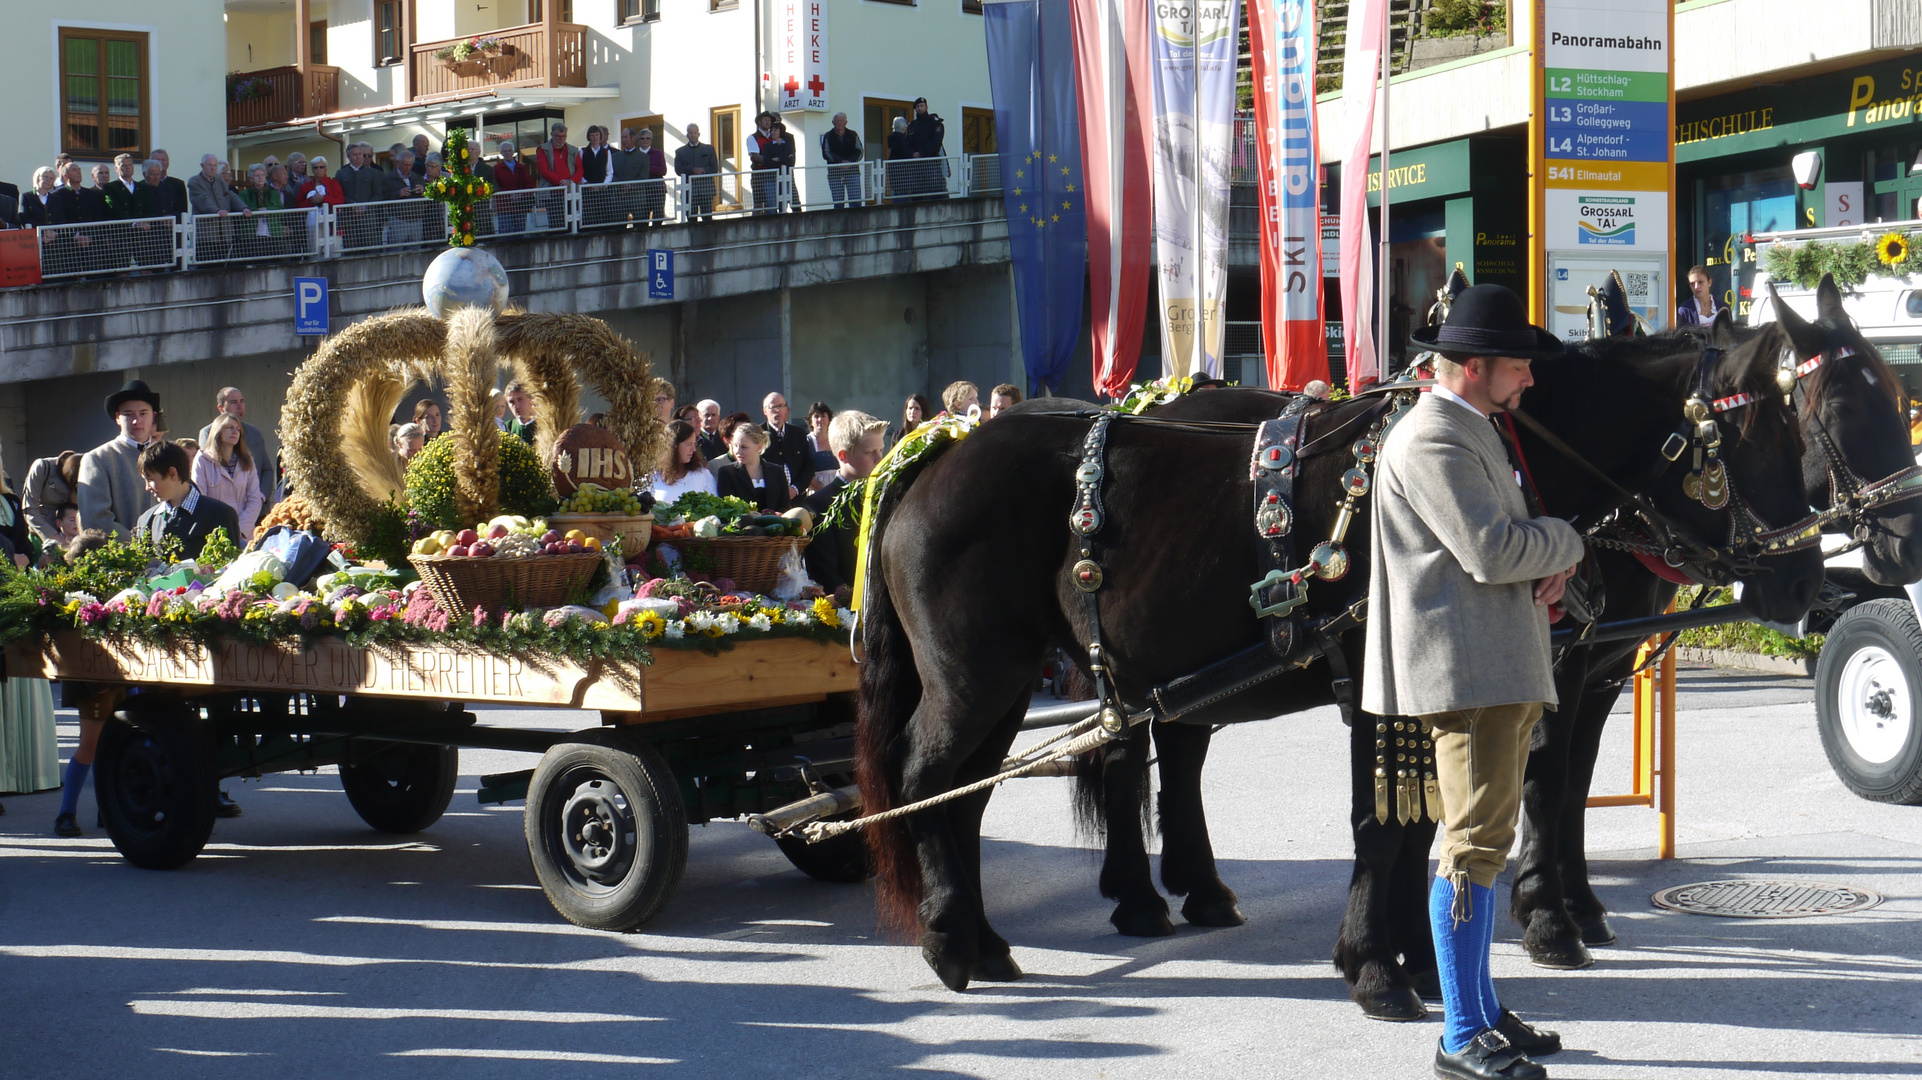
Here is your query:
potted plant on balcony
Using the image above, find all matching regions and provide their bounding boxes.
[227,71,275,105]
[434,36,511,75]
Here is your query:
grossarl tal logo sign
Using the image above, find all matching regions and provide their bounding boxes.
[1577,196,1636,246]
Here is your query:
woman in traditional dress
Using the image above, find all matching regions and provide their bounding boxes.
[0,450,60,810]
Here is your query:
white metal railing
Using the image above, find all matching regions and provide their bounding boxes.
[189,207,323,266]
[7,157,1010,286]
[36,215,178,279]
[579,177,676,229]
[334,196,451,253]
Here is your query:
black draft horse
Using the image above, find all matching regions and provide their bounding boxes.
[853,322,1824,996]
[1510,277,1922,969]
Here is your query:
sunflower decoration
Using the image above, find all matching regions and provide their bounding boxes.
[1875,231,1910,269]
[424,127,495,247]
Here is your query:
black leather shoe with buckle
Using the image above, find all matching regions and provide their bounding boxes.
[1433,1029,1547,1080]
[1495,1009,1562,1057]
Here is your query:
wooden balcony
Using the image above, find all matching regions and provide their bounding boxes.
[409,23,587,101]
[227,65,341,131]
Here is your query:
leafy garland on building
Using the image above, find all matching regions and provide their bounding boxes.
[423,127,495,247]
[1761,228,1922,289]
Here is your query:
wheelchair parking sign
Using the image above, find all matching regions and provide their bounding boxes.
[648,250,673,300]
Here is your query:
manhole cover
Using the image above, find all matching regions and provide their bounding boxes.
[1651,880,1884,919]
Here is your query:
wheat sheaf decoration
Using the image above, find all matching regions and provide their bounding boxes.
[280,308,665,546]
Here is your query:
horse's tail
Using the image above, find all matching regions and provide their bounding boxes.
[855,556,926,936]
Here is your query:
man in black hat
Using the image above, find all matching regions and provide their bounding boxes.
[1361,284,1585,1080]
[905,96,947,202]
[77,380,163,540]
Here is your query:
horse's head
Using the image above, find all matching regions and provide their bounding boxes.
[1637,321,1825,622]
[1763,274,1922,586]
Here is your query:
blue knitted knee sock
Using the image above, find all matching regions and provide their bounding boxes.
[58,759,91,817]
[1431,874,1494,1053]
[1477,881,1503,1024]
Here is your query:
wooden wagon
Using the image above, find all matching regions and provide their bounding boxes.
[6,631,863,930]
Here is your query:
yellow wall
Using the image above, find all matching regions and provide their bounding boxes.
[0,0,227,182]
[226,10,297,72]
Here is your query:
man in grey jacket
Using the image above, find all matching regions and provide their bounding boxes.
[77,380,163,540]
[1361,285,1583,1080]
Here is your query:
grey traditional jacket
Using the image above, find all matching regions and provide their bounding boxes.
[1361,394,1585,717]
[21,456,74,545]
[76,438,157,541]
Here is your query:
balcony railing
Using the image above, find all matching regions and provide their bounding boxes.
[227,65,342,131]
[409,23,587,100]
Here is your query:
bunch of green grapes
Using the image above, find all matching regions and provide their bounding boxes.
[562,483,647,515]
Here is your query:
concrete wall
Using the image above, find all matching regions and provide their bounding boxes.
[1,1,227,184]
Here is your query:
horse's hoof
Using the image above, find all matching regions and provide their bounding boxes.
[1579,913,1618,946]
[1526,936,1593,971]
[1181,893,1246,928]
[973,952,1024,982]
[1111,903,1176,938]
[1408,967,1443,1003]
[921,935,974,992]
[1356,984,1427,1022]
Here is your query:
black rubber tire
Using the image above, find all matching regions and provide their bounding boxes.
[774,818,874,883]
[525,731,688,931]
[340,742,460,833]
[1815,598,1922,805]
[95,706,219,870]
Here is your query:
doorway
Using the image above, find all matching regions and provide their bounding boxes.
[709,105,742,213]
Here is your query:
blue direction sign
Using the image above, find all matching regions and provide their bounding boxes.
[294,277,329,335]
[647,249,674,300]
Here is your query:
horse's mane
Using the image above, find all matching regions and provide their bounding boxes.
[1560,325,1797,442]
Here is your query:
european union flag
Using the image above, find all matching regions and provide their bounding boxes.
[986,0,1087,395]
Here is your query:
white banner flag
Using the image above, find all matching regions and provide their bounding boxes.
[1151,0,1239,378]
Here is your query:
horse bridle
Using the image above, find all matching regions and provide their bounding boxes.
[1514,344,1824,585]
[1784,343,1922,553]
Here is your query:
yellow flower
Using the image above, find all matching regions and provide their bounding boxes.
[812,596,839,628]
[635,610,666,638]
[460,146,470,159]
[1876,231,1910,268]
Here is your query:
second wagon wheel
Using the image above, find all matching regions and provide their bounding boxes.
[524,729,688,931]
[1815,598,1922,804]
[95,700,220,870]
[340,741,460,833]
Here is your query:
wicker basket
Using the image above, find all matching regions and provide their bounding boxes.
[678,535,811,595]
[409,551,605,614]
[549,512,653,557]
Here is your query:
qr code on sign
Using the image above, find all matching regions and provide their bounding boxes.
[1624,273,1651,303]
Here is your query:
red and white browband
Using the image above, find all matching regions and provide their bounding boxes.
[1790,344,1857,379]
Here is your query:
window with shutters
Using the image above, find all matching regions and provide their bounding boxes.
[59,29,148,160]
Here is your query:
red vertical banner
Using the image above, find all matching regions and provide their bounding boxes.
[1248,0,1323,391]
[1071,0,1154,399]
[0,230,42,288]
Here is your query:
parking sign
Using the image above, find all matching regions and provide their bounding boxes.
[647,250,673,300]
[294,277,329,335]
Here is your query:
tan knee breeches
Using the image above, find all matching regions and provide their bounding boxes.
[1419,702,1544,891]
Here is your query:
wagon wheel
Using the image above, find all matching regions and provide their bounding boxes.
[524,730,688,931]
[1815,598,1922,804]
[340,742,460,833]
[95,703,220,870]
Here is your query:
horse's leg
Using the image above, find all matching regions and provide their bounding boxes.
[1097,724,1174,937]
[1388,808,1442,1001]
[1152,721,1244,927]
[948,697,1033,981]
[1335,705,1428,1022]
[1559,678,1624,947]
[1512,660,1593,971]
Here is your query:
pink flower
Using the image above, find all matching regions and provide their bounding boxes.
[367,605,397,622]
[144,594,168,618]
[637,578,668,599]
[76,602,107,626]
[472,606,490,628]
[543,609,570,628]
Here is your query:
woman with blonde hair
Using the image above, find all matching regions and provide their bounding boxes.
[193,413,264,540]
[0,448,60,810]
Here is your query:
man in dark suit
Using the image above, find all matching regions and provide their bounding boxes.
[137,158,185,219]
[759,392,814,501]
[134,441,239,560]
[150,150,190,219]
[102,154,143,219]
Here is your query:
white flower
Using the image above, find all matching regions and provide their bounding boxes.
[835,607,853,626]
[665,620,686,640]
[787,606,812,625]
[714,613,741,635]
[64,591,99,606]
[747,612,772,632]
[688,611,716,631]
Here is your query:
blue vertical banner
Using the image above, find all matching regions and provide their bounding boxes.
[985,0,1088,395]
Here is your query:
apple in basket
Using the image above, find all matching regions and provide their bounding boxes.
[542,530,563,545]
[457,529,479,547]
[447,545,470,557]
[487,524,510,540]
[470,542,495,558]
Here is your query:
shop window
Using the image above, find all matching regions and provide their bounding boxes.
[60,29,148,159]
[1701,167,1794,323]
[1866,144,1922,223]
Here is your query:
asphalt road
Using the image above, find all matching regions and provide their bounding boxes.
[2,664,1918,1080]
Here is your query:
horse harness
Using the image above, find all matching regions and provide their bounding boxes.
[1787,344,1922,555]
[1066,387,1439,825]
